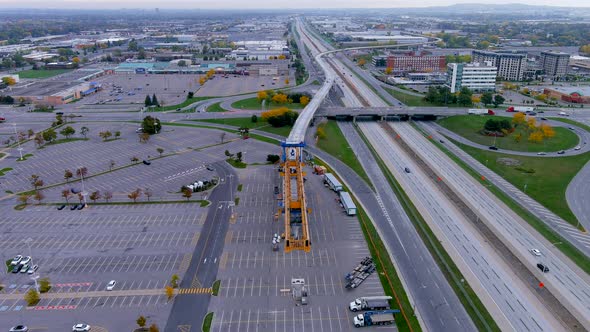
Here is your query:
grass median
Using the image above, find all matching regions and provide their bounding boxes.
[231,97,303,110]
[199,117,293,137]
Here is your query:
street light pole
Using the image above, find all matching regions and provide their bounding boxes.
[12,123,24,160]
[79,166,88,207]
[25,237,39,292]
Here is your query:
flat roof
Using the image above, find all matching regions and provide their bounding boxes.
[339,191,356,209]
[324,173,342,186]
[547,86,590,96]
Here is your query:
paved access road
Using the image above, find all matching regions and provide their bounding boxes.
[164,161,237,332]
[395,122,590,330]
[361,121,563,331]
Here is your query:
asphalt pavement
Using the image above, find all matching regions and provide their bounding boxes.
[164,161,237,332]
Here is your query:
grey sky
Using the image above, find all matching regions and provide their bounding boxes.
[0,0,587,9]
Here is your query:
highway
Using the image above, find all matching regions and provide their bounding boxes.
[360,122,563,331]
[392,121,590,330]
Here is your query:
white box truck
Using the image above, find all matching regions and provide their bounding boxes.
[324,173,343,192]
[339,191,357,216]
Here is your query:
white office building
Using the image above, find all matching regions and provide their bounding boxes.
[446,62,497,93]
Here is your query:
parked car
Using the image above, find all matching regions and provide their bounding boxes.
[142,160,151,165]
[57,204,66,210]
[77,204,85,210]
[71,188,81,194]
[135,128,144,133]
[20,265,29,273]
[27,265,38,274]
[9,325,28,332]
[530,249,542,256]
[540,117,547,121]
[537,263,549,273]
[106,280,116,291]
[20,256,31,265]
[72,324,91,332]
[489,146,499,150]
[70,204,79,210]
[404,167,411,173]
[274,186,280,195]
[12,264,22,273]
[206,165,215,171]
[10,255,23,266]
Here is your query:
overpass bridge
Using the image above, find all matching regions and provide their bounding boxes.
[315,106,469,121]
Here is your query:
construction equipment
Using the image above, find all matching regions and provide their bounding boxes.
[291,278,308,305]
[345,257,376,289]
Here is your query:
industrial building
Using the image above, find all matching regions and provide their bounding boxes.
[569,55,590,71]
[472,50,526,81]
[374,51,445,74]
[543,86,590,104]
[114,60,287,76]
[446,62,497,93]
[540,51,570,79]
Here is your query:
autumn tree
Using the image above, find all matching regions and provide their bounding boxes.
[526,117,537,131]
[300,95,310,106]
[24,289,40,306]
[528,131,544,143]
[128,189,141,203]
[99,131,112,141]
[182,188,192,201]
[18,194,31,205]
[140,132,150,143]
[256,90,268,102]
[357,58,366,67]
[2,76,16,86]
[384,67,393,75]
[33,133,45,147]
[149,323,160,332]
[512,112,526,126]
[76,167,88,178]
[144,188,153,201]
[89,191,101,203]
[540,123,555,138]
[64,169,73,183]
[103,191,113,202]
[284,78,289,85]
[199,76,207,85]
[33,191,44,204]
[271,93,288,104]
[27,129,34,138]
[165,286,175,301]
[136,316,147,328]
[62,189,71,204]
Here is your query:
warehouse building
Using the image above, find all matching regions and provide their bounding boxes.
[543,86,590,104]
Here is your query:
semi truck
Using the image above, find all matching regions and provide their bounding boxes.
[353,309,400,327]
[349,296,392,312]
[467,109,494,115]
[339,191,357,216]
[324,173,343,192]
[506,106,535,113]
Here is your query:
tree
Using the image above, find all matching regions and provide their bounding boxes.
[141,116,161,135]
[513,133,522,143]
[144,188,153,201]
[236,151,243,162]
[33,133,44,147]
[18,194,31,205]
[64,169,73,183]
[42,128,57,143]
[492,94,505,107]
[33,179,44,190]
[77,193,84,203]
[151,94,159,107]
[285,78,289,85]
[89,191,101,203]
[27,129,34,138]
[256,90,268,102]
[220,132,226,143]
[481,92,493,106]
[529,131,544,143]
[384,67,393,75]
[34,191,44,204]
[251,115,258,123]
[80,126,89,139]
[271,93,288,104]
[59,126,75,139]
[145,95,152,107]
[24,288,40,306]
[182,188,192,201]
[471,95,481,104]
[140,132,150,143]
[128,189,141,203]
[136,316,147,328]
[457,87,473,106]
[149,323,160,332]
[39,277,51,293]
[62,189,71,204]
[512,112,526,126]
[187,91,194,99]
[76,167,88,178]
[199,76,207,85]
[109,160,116,171]
[99,131,112,141]
[357,58,366,67]
[267,154,280,163]
[300,95,310,107]
[103,191,113,202]
[115,131,121,139]
[170,274,180,288]
[224,149,234,159]
[156,148,164,157]
[526,117,537,131]
[540,123,555,138]
[131,156,139,163]
[2,76,16,86]
[165,285,175,301]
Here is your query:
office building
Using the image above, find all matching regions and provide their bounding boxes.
[472,50,526,81]
[540,51,570,79]
[446,62,497,93]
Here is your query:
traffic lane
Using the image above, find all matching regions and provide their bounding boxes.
[365,122,552,331]
[323,122,474,331]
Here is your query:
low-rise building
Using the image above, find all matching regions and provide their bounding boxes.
[446,62,497,93]
[544,86,590,104]
[570,55,590,71]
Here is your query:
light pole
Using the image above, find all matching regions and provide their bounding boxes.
[24,237,39,292]
[78,166,88,207]
[12,123,23,160]
[524,182,528,194]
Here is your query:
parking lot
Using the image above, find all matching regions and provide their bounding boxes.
[208,165,390,332]
[196,74,294,97]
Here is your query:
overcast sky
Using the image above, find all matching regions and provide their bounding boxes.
[0,0,586,9]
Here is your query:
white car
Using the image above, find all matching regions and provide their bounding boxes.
[20,256,31,265]
[537,152,546,155]
[27,265,38,274]
[10,255,23,266]
[530,248,542,256]
[106,280,116,291]
[72,324,91,332]
[574,146,581,151]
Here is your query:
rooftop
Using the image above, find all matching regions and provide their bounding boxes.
[547,86,590,96]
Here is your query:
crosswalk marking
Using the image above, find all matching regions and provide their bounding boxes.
[177,287,212,295]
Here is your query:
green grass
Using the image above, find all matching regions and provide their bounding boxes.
[438,115,579,152]
[234,197,240,206]
[202,312,214,332]
[5,259,13,273]
[550,117,590,133]
[206,102,228,112]
[199,117,293,137]
[425,130,590,275]
[226,158,247,169]
[356,127,499,332]
[315,121,372,187]
[231,97,303,110]
[16,69,72,79]
[16,153,33,161]
[453,140,588,229]
[150,97,216,112]
[237,184,243,192]
[45,137,88,146]
[384,88,436,107]
[212,280,221,296]
[0,167,13,176]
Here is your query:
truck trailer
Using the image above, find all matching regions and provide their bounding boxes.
[506,106,535,113]
[324,173,343,192]
[353,309,400,327]
[467,109,493,115]
[349,296,392,312]
[339,191,357,216]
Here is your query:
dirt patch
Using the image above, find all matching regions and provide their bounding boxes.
[497,158,522,167]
